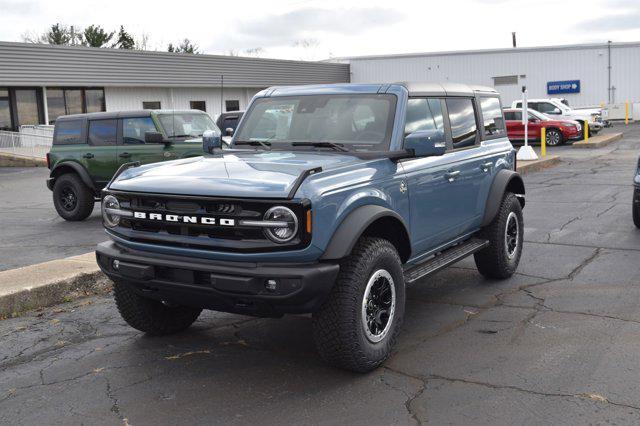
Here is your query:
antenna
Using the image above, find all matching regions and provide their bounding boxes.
[512,32,517,48]
[220,74,224,114]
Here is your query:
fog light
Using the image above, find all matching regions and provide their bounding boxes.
[265,279,278,292]
[113,259,120,270]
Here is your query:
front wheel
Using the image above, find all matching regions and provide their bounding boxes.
[545,128,563,146]
[113,280,202,335]
[312,237,405,373]
[474,192,524,279]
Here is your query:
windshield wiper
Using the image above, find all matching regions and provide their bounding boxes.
[234,140,272,150]
[291,142,349,152]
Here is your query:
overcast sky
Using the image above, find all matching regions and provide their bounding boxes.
[2,0,640,60]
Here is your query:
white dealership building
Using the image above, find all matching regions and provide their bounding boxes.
[342,41,640,112]
[0,41,349,131]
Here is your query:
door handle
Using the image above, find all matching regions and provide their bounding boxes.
[119,152,131,159]
[82,153,94,159]
[444,170,461,182]
[480,162,493,172]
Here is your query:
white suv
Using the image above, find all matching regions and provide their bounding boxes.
[511,98,603,135]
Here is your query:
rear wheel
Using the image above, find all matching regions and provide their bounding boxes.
[474,192,524,279]
[52,173,94,221]
[545,128,563,146]
[312,237,405,373]
[113,280,202,335]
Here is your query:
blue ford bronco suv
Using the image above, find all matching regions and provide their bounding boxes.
[96,83,525,372]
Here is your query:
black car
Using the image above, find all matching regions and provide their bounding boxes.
[215,111,244,145]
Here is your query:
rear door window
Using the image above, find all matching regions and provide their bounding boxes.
[445,98,478,149]
[479,97,505,138]
[88,119,117,146]
[122,117,157,144]
[53,120,84,145]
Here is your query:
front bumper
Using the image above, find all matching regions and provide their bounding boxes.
[96,240,340,317]
[46,177,54,191]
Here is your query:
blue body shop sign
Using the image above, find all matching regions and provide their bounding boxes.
[547,80,580,94]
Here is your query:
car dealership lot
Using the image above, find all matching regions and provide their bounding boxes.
[1,125,640,424]
[0,167,104,272]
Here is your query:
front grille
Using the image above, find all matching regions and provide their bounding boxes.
[108,191,310,252]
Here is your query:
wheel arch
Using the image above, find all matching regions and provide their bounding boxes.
[481,169,525,227]
[321,205,411,263]
[50,161,96,193]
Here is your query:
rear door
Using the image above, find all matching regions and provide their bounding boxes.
[85,118,119,188]
[504,110,523,139]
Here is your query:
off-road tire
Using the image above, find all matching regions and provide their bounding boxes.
[474,192,523,279]
[546,128,563,146]
[312,237,405,373]
[113,280,202,335]
[52,173,94,221]
[633,188,640,228]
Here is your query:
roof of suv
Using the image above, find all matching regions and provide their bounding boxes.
[261,83,498,98]
[56,109,208,122]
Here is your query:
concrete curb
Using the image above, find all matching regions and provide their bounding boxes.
[516,155,561,175]
[572,132,623,149]
[0,253,111,318]
[0,152,47,167]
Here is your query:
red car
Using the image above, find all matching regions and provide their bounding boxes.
[503,108,582,146]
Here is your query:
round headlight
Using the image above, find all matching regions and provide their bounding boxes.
[263,206,298,243]
[102,194,121,228]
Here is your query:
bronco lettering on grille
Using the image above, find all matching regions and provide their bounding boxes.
[133,211,235,226]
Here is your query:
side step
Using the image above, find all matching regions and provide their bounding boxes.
[403,238,489,284]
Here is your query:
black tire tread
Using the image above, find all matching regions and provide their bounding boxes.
[474,192,523,279]
[52,173,94,221]
[312,237,404,373]
[113,281,202,335]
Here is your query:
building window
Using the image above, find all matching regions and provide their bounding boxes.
[15,89,42,127]
[85,89,105,113]
[46,88,106,124]
[225,100,240,112]
[0,88,11,130]
[190,101,206,112]
[142,101,161,110]
[493,75,518,86]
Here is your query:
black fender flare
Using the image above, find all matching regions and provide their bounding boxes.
[481,169,525,227]
[321,205,410,260]
[50,161,96,192]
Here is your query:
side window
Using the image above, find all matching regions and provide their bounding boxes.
[514,101,522,108]
[479,97,505,138]
[404,98,444,135]
[445,98,477,149]
[122,117,157,144]
[88,119,117,146]
[53,120,83,145]
[536,102,559,114]
[503,112,515,121]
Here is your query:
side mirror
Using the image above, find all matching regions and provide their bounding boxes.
[203,129,222,153]
[225,127,234,137]
[404,129,446,157]
[145,131,165,144]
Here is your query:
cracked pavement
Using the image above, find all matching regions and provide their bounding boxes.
[1,125,640,424]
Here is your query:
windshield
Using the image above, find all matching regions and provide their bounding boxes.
[235,94,397,151]
[157,113,217,140]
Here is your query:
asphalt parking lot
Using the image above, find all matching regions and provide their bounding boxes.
[1,125,640,424]
[0,167,105,271]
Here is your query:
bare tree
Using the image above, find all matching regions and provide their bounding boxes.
[244,47,264,57]
[292,38,320,61]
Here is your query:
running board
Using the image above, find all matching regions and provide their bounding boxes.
[403,238,489,284]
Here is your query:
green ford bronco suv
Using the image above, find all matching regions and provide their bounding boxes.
[46,110,218,221]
